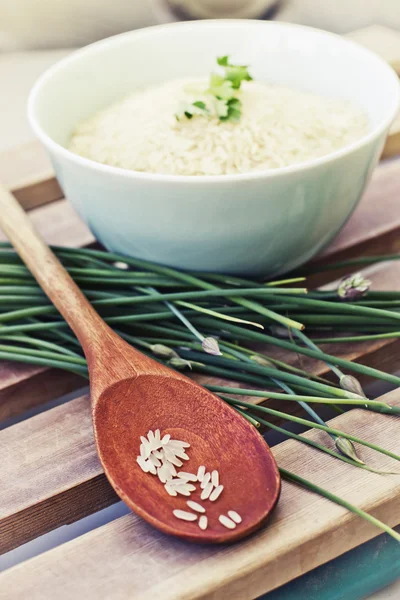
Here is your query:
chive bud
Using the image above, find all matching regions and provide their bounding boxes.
[202,337,222,356]
[168,357,193,370]
[335,437,365,464]
[340,374,366,399]
[150,344,179,359]
[337,273,371,301]
[113,261,129,270]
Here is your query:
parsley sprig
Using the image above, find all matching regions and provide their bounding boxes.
[176,56,252,123]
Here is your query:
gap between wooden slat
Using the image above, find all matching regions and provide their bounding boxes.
[0,141,62,211]
[12,178,63,212]
[0,389,399,600]
[0,363,83,422]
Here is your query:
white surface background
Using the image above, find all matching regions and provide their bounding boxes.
[2,1,400,50]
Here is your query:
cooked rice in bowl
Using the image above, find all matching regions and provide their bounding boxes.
[69,78,369,176]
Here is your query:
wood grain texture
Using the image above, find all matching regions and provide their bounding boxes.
[0,197,93,247]
[1,389,399,600]
[0,362,83,422]
[0,394,118,553]
[12,177,63,212]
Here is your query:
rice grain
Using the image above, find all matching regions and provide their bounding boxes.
[209,485,224,502]
[187,501,206,513]
[165,485,178,497]
[197,465,206,481]
[228,510,242,524]
[200,472,211,489]
[201,481,213,500]
[178,472,197,482]
[219,515,236,529]
[198,515,208,530]
[173,509,197,521]
[211,470,219,487]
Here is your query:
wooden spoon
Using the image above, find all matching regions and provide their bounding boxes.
[0,187,280,543]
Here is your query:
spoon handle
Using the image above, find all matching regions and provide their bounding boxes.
[0,186,111,350]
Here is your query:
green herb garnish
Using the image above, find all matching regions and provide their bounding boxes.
[175,56,252,123]
[220,97,242,122]
[208,73,234,100]
[176,100,210,121]
[216,55,253,89]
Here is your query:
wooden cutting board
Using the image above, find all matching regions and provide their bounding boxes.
[0,142,399,599]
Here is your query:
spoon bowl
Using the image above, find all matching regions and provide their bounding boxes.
[0,186,281,543]
[93,358,281,542]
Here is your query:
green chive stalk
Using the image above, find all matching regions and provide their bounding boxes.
[236,410,395,475]
[192,318,400,388]
[222,396,400,461]
[0,244,399,541]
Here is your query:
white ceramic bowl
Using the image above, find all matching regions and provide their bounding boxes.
[28,20,399,276]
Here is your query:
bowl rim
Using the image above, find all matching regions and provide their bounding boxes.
[28,19,400,185]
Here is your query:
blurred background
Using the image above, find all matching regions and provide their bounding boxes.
[0,0,399,50]
[1,0,400,49]
[1,0,400,151]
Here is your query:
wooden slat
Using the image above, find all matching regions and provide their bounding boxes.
[0,395,117,553]
[12,178,63,212]
[0,362,82,422]
[5,198,93,247]
[1,389,399,600]
[0,142,62,210]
